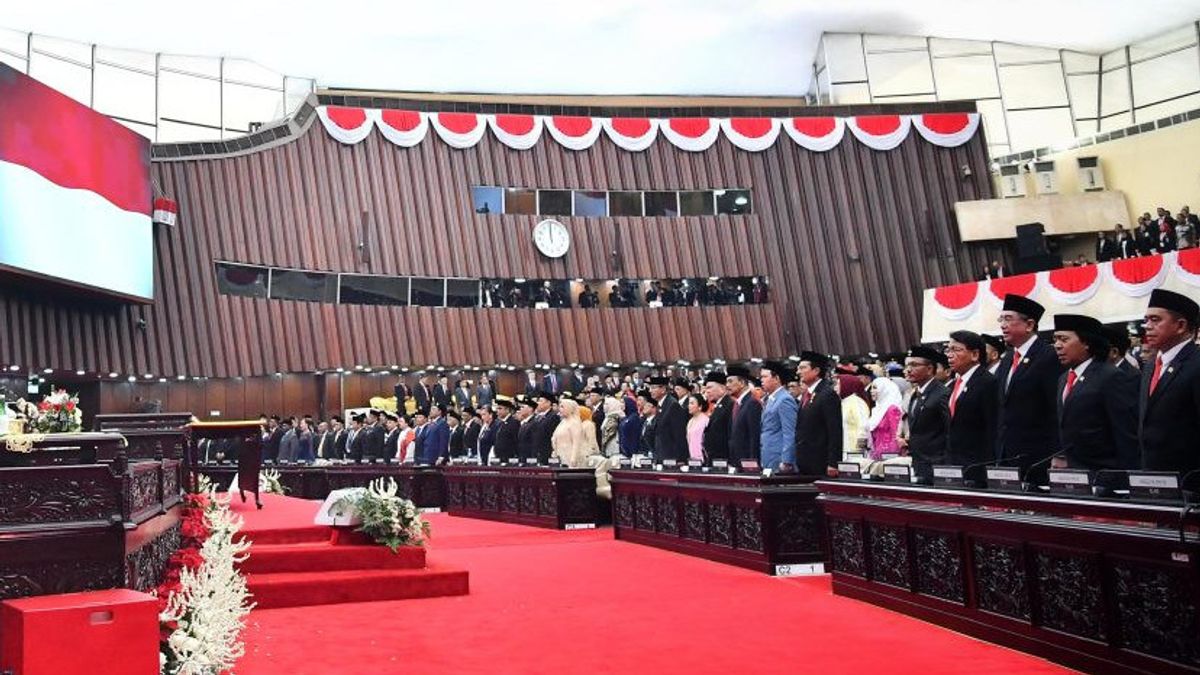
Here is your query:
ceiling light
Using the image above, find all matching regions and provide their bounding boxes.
[8,365,19,372]
[734,196,748,206]
[42,368,53,374]
[109,372,119,377]
[158,378,166,383]
[177,375,187,380]
[75,370,86,376]
[127,376,137,382]
[144,374,154,379]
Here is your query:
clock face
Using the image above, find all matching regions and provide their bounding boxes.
[533,218,570,258]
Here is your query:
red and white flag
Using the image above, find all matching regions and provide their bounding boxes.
[0,64,152,299]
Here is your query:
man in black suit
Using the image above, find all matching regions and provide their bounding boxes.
[312,421,332,459]
[1105,325,1142,378]
[725,365,761,462]
[432,376,452,410]
[1139,289,1200,477]
[476,406,500,462]
[393,378,411,410]
[364,409,387,460]
[566,370,586,395]
[493,397,521,462]
[637,392,658,457]
[413,375,434,413]
[899,346,949,483]
[523,371,540,397]
[542,370,564,395]
[793,352,842,477]
[515,398,538,462]
[647,376,688,462]
[410,411,428,464]
[702,370,732,462]
[382,413,401,462]
[263,415,284,462]
[531,392,561,464]
[329,415,347,459]
[447,411,465,458]
[1051,314,1139,471]
[461,407,482,459]
[345,414,367,462]
[996,294,1062,481]
[945,331,999,472]
[454,380,474,410]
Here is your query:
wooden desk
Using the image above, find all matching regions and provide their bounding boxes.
[442,464,598,529]
[818,480,1200,675]
[609,469,824,575]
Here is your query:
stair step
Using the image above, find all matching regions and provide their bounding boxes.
[240,543,425,574]
[247,566,469,609]
[239,526,329,546]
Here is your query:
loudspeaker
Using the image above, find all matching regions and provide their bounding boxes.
[1015,222,1048,258]
[1012,254,1062,274]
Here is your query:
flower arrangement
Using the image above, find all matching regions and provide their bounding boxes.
[28,388,82,433]
[154,486,254,675]
[258,468,287,495]
[329,477,430,551]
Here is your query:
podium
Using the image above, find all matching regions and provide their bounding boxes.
[186,421,262,508]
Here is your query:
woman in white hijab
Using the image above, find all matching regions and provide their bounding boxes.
[599,396,625,457]
[866,377,904,460]
[551,399,598,468]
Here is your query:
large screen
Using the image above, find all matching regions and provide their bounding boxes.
[0,63,153,301]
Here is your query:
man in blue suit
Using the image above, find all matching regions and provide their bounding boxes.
[758,361,798,471]
[421,403,451,464]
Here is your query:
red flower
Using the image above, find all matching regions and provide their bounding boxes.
[66,401,75,411]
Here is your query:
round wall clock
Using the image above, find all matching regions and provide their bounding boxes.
[532,218,570,258]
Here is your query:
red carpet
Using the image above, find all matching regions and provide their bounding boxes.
[232,494,468,610]
[235,509,1071,675]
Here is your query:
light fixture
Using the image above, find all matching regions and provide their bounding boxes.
[336,367,345,373]
[192,376,201,381]
[158,378,167,383]
[42,368,52,374]
[355,365,364,371]
[274,372,282,377]
[76,370,86,376]
[8,365,19,372]
[144,374,154,379]
[127,375,137,382]
[109,372,119,378]
[734,196,748,206]
[177,375,187,380]
[391,365,400,370]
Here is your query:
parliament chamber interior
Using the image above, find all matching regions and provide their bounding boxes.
[3,3,1200,673]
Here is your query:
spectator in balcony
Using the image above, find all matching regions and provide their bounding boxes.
[1136,217,1156,256]
[1176,212,1195,250]
[989,260,1007,278]
[1072,253,1090,267]
[1160,216,1178,252]
[645,281,662,305]
[1096,231,1117,262]
[1114,224,1135,259]
[578,284,598,308]
[1156,207,1177,234]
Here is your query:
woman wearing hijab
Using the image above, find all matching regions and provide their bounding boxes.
[618,393,643,457]
[551,399,598,468]
[600,396,625,457]
[866,377,904,459]
[684,393,709,462]
[836,374,870,455]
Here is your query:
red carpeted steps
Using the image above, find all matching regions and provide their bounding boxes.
[238,526,329,546]
[246,565,469,609]
[239,543,426,574]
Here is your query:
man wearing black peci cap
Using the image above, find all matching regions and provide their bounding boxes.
[1104,324,1141,378]
[702,370,733,463]
[944,331,998,469]
[996,294,1063,480]
[900,345,949,482]
[1052,314,1139,471]
[515,397,538,462]
[648,376,688,462]
[492,396,520,463]
[758,361,799,471]
[794,351,842,477]
[531,391,561,464]
[982,334,1005,376]
[725,365,761,463]
[1139,289,1200,474]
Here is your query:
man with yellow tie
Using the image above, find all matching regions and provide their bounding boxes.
[1139,289,1200,478]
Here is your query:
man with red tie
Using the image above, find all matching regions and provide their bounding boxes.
[1051,314,1139,472]
[1139,289,1200,476]
[944,331,998,470]
[996,294,1062,481]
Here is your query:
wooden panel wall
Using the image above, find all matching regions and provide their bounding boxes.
[0,101,1000,378]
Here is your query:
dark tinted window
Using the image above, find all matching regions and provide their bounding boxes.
[716,189,752,215]
[339,274,409,306]
[608,191,642,216]
[679,191,714,216]
[538,190,572,216]
[573,191,607,217]
[445,279,481,308]
[471,186,503,215]
[215,262,268,298]
[644,191,679,217]
[504,188,537,215]
[410,277,446,307]
[269,269,337,302]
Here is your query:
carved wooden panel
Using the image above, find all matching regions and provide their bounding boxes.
[126,522,182,591]
[913,529,963,604]
[708,503,732,547]
[501,484,519,512]
[162,460,182,507]
[562,486,593,521]
[655,495,679,536]
[126,464,161,517]
[0,476,121,525]
[634,494,655,531]
[734,506,763,552]
[867,523,910,589]
[1112,559,1198,664]
[614,493,635,527]
[482,482,499,511]
[538,486,557,516]
[682,500,705,542]
[1034,548,1105,641]
[771,503,821,555]
[829,517,865,577]
[0,559,124,601]
[464,482,481,509]
[519,485,537,513]
[446,481,464,508]
[972,538,1030,620]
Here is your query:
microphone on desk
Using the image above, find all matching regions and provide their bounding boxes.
[958,455,1025,489]
[1020,452,1059,492]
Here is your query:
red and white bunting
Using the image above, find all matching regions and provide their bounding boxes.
[318,106,373,145]
[1176,248,1200,287]
[661,118,721,152]
[985,274,1040,307]
[783,116,845,152]
[487,114,543,150]
[603,117,659,151]
[152,197,178,227]
[847,115,912,151]
[1044,266,1102,305]
[720,117,781,152]
[315,107,980,154]
[1104,255,1169,297]
[912,113,981,148]
[545,116,602,151]
[430,112,486,149]
[375,109,428,147]
[931,282,981,321]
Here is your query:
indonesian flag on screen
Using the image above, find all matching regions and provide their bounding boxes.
[0,64,153,300]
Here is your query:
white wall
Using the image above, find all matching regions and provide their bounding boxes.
[815,20,1200,157]
[0,27,314,143]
